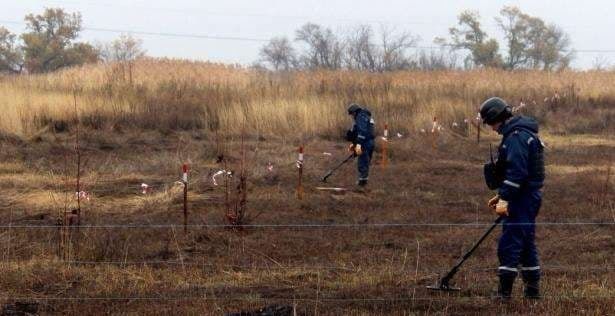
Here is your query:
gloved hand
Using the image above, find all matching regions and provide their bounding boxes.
[495,199,509,217]
[488,195,500,210]
[354,144,363,156]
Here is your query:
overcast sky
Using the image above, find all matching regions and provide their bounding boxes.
[1,0,614,69]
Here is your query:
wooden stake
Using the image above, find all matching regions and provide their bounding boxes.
[431,117,438,149]
[62,212,67,260]
[465,119,470,138]
[297,146,304,200]
[57,219,62,259]
[605,164,612,207]
[224,159,231,219]
[381,124,388,168]
[182,163,189,234]
[73,92,82,231]
[477,122,481,144]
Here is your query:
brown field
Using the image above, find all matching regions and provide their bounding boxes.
[0,59,614,315]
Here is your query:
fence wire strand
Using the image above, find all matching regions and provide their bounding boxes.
[2,294,614,302]
[0,222,614,229]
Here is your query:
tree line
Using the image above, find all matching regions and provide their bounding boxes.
[258,6,573,72]
[0,6,577,74]
[0,8,146,74]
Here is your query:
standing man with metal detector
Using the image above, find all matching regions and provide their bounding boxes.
[346,103,375,187]
[480,97,545,300]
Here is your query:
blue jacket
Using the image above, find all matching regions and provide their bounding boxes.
[497,116,545,201]
[348,109,375,146]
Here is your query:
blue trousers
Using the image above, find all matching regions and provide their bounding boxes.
[498,190,542,281]
[357,139,374,181]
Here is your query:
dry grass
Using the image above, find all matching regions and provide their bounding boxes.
[0,129,612,314]
[0,60,614,314]
[1,59,614,137]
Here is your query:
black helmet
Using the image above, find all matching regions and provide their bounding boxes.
[479,97,512,125]
[347,103,361,115]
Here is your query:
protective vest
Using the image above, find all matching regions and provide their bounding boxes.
[346,108,375,145]
[484,117,545,194]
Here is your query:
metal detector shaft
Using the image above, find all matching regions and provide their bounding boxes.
[321,153,356,182]
[434,216,504,289]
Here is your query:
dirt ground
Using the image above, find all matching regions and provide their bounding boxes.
[0,127,613,315]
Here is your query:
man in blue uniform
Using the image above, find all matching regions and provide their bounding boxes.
[346,103,375,187]
[480,97,545,300]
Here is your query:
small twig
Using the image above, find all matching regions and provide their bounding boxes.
[170,226,186,275]
[244,248,283,268]
[315,271,321,316]
[604,164,611,209]
[401,248,408,273]
[4,207,13,262]
[122,235,131,266]
[475,201,480,223]
[412,239,420,307]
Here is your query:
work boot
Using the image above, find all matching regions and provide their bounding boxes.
[495,276,515,300]
[357,179,368,187]
[523,279,541,299]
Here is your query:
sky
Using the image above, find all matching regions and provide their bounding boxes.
[1,0,614,69]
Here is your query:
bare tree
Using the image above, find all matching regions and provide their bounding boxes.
[0,27,23,74]
[295,23,344,70]
[258,36,296,71]
[592,55,611,71]
[417,49,459,71]
[379,25,418,71]
[345,24,418,72]
[100,34,146,63]
[345,25,378,71]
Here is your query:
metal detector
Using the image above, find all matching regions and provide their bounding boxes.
[321,153,356,183]
[427,216,504,291]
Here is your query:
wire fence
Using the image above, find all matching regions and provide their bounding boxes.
[2,258,613,303]
[2,294,614,302]
[2,221,612,307]
[0,222,613,229]
[0,7,612,309]
[0,139,610,309]
[52,261,615,272]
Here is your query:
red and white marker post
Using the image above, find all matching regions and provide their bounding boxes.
[381,123,388,168]
[296,146,304,200]
[431,116,438,149]
[182,163,189,233]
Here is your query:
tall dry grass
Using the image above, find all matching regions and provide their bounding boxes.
[0,58,614,137]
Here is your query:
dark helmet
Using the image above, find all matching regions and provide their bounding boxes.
[347,103,361,115]
[479,97,513,125]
